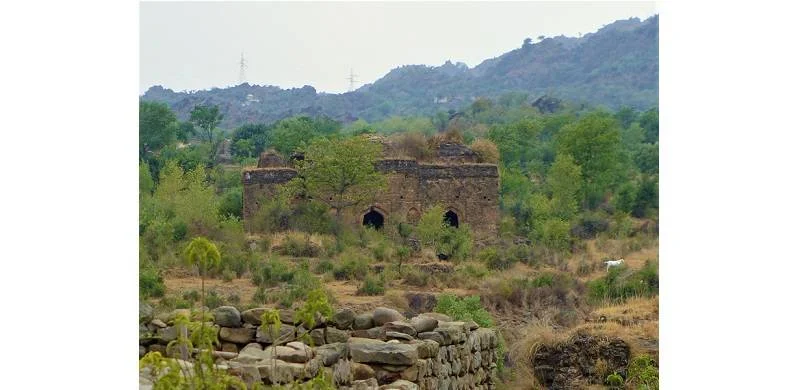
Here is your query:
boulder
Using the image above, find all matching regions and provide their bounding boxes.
[326,327,351,344]
[379,379,419,390]
[404,292,437,314]
[409,316,438,333]
[418,312,451,323]
[350,362,375,380]
[257,358,305,384]
[352,326,386,340]
[411,339,440,359]
[333,309,356,329]
[351,378,379,390]
[373,307,404,326]
[279,309,296,325]
[349,342,418,366]
[212,306,241,328]
[383,321,417,337]
[139,345,146,358]
[256,324,295,344]
[241,308,268,326]
[348,337,386,345]
[219,327,255,344]
[220,342,238,354]
[463,320,480,331]
[353,313,374,330]
[385,331,414,341]
[149,319,167,329]
[157,309,191,324]
[139,302,154,323]
[315,343,346,366]
[310,328,326,347]
[417,332,444,345]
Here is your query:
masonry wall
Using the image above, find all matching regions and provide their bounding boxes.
[243,158,500,241]
[140,306,499,389]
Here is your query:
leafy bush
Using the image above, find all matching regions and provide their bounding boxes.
[606,372,624,387]
[479,247,515,270]
[279,232,321,257]
[628,355,659,389]
[314,259,335,274]
[251,257,294,288]
[435,294,494,327]
[471,138,500,163]
[139,267,166,298]
[571,212,610,239]
[357,274,386,296]
[205,290,224,309]
[218,187,243,219]
[586,261,659,303]
[403,267,431,287]
[332,251,370,281]
[182,289,200,303]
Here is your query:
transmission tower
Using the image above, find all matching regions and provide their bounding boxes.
[346,68,359,92]
[238,52,248,84]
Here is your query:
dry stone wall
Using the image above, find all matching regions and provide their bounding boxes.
[140,305,499,389]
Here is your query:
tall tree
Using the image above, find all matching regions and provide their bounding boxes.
[295,136,386,227]
[189,104,223,144]
[556,111,622,207]
[139,101,177,159]
[547,153,582,219]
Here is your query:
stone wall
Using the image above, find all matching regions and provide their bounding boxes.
[242,153,500,241]
[140,305,499,389]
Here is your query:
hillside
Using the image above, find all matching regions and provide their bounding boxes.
[141,16,658,129]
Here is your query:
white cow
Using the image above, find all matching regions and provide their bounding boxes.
[604,259,625,272]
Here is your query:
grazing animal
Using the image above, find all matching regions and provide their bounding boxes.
[604,259,625,272]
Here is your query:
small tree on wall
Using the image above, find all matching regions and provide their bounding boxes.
[294,136,387,231]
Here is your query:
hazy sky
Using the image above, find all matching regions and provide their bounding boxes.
[140,1,657,95]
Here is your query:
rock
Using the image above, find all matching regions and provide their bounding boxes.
[256,324,295,344]
[326,327,351,344]
[310,328,326,346]
[383,321,417,337]
[350,362,375,380]
[385,331,414,341]
[279,309,296,324]
[379,379,419,390]
[351,378,379,390]
[241,308,268,326]
[434,322,466,345]
[373,366,401,384]
[348,337,386,345]
[353,313,374,330]
[219,327,255,344]
[350,342,418,365]
[352,326,386,340]
[315,343,346,366]
[409,316,438,333]
[149,319,167,329]
[411,339,439,359]
[220,342,238,353]
[373,307,404,326]
[333,309,356,329]
[139,345,146,358]
[147,344,166,355]
[417,332,445,345]
[404,292,437,315]
[212,306,241,328]
[257,358,305,384]
[139,301,154,323]
[464,320,480,330]
[418,312,451,323]
[157,309,191,324]
[157,326,178,342]
[333,359,352,385]
[287,341,313,355]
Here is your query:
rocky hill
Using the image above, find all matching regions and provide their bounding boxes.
[141,16,658,129]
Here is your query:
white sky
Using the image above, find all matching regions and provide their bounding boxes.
[140,1,657,94]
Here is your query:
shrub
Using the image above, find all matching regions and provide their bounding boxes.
[251,257,294,288]
[479,247,515,270]
[140,267,166,298]
[471,138,500,163]
[628,355,659,389]
[357,274,386,296]
[280,232,321,257]
[435,294,494,327]
[314,259,335,274]
[221,269,235,282]
[172,221,188,242]
[205,290,224,309]
[606,372,624,387]
[586,261,659,303]
[571,212,610,239]
[461,262,489,279]
[218,187,243,219]
[332,251,370,281]
[403,267,431,287]
[182,289,200,303]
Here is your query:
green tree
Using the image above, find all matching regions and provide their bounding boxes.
[296,137,386,227]
[556,111,622,207]
[183,236,222,365]
[140,160,155,195]
[189,104,223,144]
[271,116,322,157]
[140,101,178,159]
[639,107,659,144]
[548,154,582,219]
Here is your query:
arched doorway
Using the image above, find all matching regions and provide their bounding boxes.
[363,209,384,230]
[443,210,459,228]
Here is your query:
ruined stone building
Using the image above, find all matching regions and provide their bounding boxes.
[242,139,500,240]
